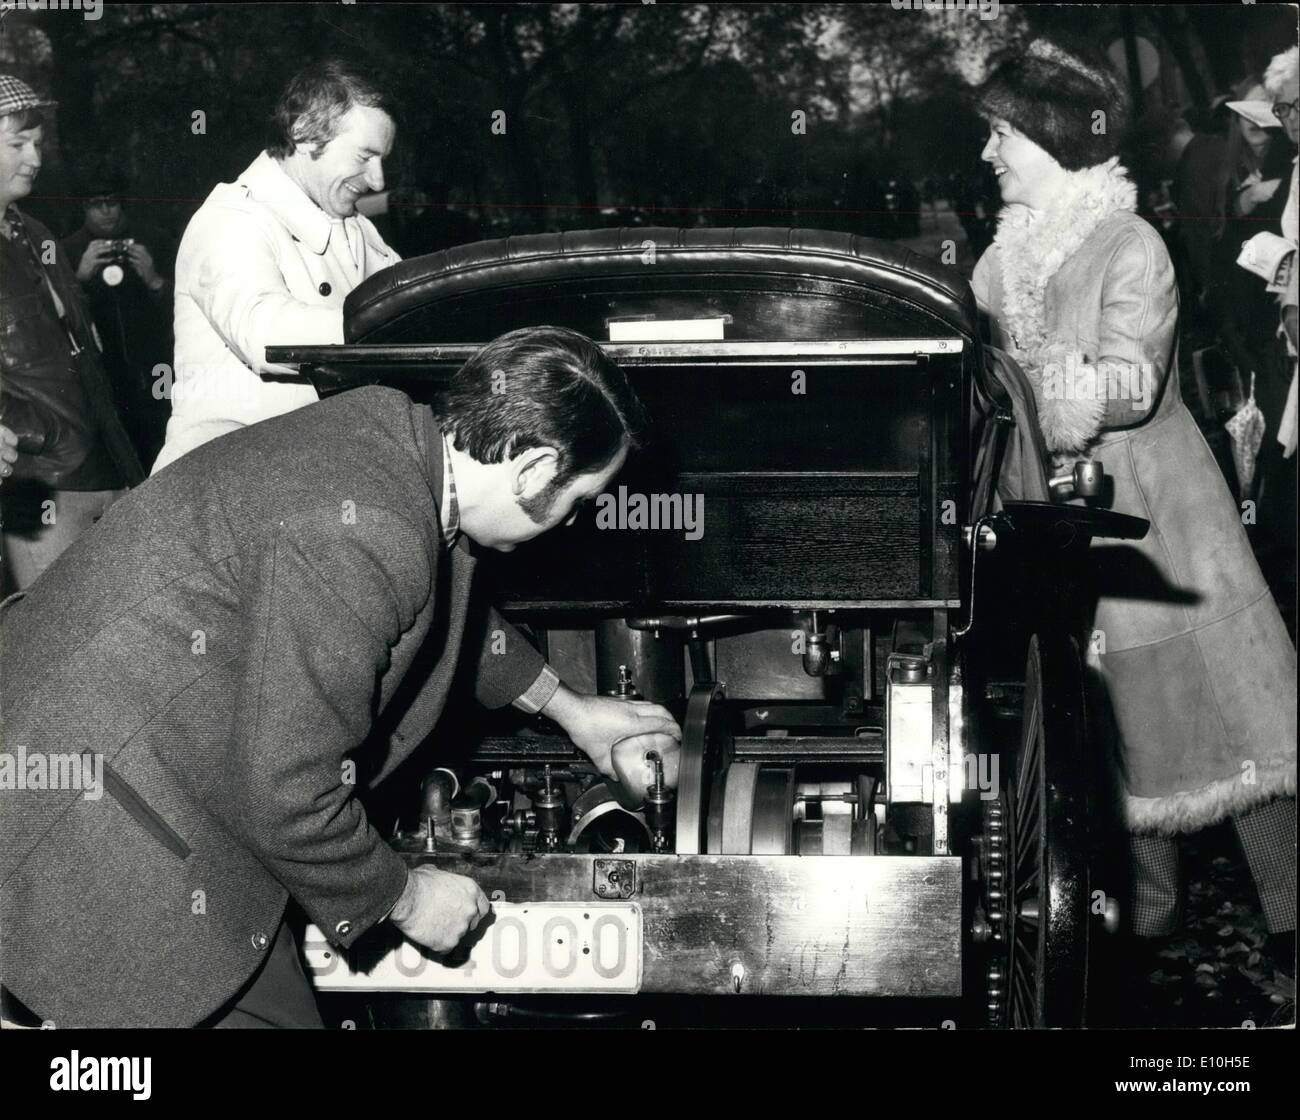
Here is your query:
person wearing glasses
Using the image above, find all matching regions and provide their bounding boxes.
[1263,47,1298,429]
[1249,46,1299,657]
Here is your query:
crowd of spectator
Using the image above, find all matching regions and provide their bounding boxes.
[1125,49,1299,633]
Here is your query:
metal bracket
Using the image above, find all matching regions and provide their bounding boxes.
[594,858,637,899]
[929,619,950,856]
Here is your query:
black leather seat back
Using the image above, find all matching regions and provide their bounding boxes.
[345,227,979,346]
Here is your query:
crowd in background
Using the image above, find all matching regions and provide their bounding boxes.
[3,51,1298,620]
[1124,53,1299,635]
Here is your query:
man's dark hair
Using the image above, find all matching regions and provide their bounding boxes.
[77,165,126,204]
[268,59,392,160]
[440,326,648,488]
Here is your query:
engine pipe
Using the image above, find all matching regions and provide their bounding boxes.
[419,768,458,839]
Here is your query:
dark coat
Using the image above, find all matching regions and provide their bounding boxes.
[60,221,175,467]
[0,209,143,491]
[0,386,546,1026]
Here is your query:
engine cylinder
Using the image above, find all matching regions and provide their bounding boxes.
[594,619,684,706]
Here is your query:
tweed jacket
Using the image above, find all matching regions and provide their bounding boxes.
[973,160,1297,835]
[0,386,549,1026]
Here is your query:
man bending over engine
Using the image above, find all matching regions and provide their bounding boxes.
[0,325,680,1028]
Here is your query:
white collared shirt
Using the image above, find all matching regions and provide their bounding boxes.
[153,151,400,473]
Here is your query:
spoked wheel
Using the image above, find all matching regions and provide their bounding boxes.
[981,632,1091,1028]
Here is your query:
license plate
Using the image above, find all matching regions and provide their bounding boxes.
[305,902,643,995]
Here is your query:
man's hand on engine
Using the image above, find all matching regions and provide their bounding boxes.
[388,865,490,953]
[539,684,682,803]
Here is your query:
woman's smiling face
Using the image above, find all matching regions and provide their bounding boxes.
[981,117,1064,211]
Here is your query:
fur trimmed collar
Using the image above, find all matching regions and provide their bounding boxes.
[991,158,1138,453]
[992,157,1138,357]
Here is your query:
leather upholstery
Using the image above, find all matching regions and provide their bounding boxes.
[344,227,979,344]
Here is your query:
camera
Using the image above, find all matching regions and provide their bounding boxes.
[99,238,135,287]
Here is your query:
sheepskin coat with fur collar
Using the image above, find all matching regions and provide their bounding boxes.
[973,159,1296,836]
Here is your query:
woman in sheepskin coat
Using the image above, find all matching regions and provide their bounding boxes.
[969,40,1296,949]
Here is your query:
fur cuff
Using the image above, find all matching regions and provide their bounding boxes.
[1124,757,1297,836]
[1028,346,1106,454]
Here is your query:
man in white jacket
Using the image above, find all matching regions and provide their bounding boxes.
[152,59,401,474]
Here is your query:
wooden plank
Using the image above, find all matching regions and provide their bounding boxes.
[400,853,962,997]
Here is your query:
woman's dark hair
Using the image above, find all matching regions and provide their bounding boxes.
[267,59,392,159]
[0,107,48,134]
[439,326,649,486]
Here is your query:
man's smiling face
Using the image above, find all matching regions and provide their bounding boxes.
[297,103,395,218]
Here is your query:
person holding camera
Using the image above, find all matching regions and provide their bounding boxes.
[0,76,143,593]
[62,175,174,467]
